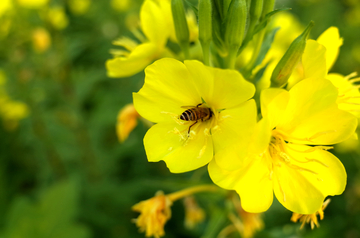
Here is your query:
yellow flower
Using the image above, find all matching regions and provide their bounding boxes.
[106,0,173,78]
[47,7,69,30]
[16,0,49,9]
[32,27,51,53]
[291,198,331,229]
[0,71,29,130]
[68,0,91,15]
[116,103,140,142]
[132,185,217,238]
[111,0,130,12]
[231,194,264,238]
[209,77,357,214]
[327,72,360,117]
[133,191,172,238]
[0,0,12,17]
[133,58,256,173]
[183,196,205,229]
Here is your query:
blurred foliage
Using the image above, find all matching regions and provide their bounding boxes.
[0,0,359,238]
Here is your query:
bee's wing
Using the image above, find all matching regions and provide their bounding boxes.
[181,106,195,109]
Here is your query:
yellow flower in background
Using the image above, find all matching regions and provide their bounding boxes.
[47,6,69,30]
[68,0,91,15]
[327,72,360,117]
[116,103,140,143]
[111,0,130,12]
[317,27,343,72]
[183,196,205,229]
[0,71,29,130]
[16,0,49,9]
[0,0,12,17]
[209,78,357,214]
[218,194,264,238]
[133,185,217,238]
[133,58,256,173]
[106,0,173,78]
[291,198,331,229]
[106,0,199,78]
[32,27,51,53]
[132,191,173,238]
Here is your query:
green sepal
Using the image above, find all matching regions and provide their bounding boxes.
[224,0,247,49]
[171,0,190,58]
[270,21,315,88]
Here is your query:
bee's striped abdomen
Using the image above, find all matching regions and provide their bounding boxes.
[180,109,197,121]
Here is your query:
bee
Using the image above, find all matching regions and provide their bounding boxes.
[179,103,213,134]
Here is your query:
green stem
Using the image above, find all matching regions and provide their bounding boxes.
[201,40,211,66]
[243,28,266,77]
[226,46,238,69]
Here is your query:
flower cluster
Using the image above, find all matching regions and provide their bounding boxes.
[107,0,359,236]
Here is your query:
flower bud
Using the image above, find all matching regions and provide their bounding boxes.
[270,21,314,88]
[198,0,212,65]
[171,0,190,58]
[261,0,274,19]
[249,0,263,26]
[199,0,212,45]
[224,0,247,50]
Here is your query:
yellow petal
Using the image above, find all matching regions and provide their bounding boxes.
[327,73,360,117]
[185,60,256,109]
[106,42,159,78]
[316,27,343,72]
[208,155,274,213]
[273,143,346,214]
[279,78,358,144]
[140,0,171,46]
[260,88,289,129]
[144,122,213,173]
[133,58,200,123]
[116,104,139,142]
[302,40,327,79]
[212,100,257,170]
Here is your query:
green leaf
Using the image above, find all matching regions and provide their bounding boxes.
[1,179,91,238]
[253,8,291,35]
[254,27,280,67]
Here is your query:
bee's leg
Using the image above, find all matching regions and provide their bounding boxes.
[188,121,198,135]
[196,103,203,107]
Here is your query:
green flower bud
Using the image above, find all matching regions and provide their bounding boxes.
[224,0,247,68]
[270,21,315,88]
[199,0,212,65]
[211,0,227,57]
[261,0,274,19]
[224,0,247,50]
[199,0,212,45]
[171,0,190,59]
[249,0,263,26]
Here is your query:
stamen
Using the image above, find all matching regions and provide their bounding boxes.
[277,176,286,202]
[198,145,206,158]
[348,77,360,84]
[342,102,360,106]
[308,130,337,141]
[170,127,187,141]
[345,72,358,80]
[285,145,333,153]
[161,111,185,125]
[131,28,146,43]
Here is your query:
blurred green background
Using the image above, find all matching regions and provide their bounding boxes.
[0,0,359,237]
